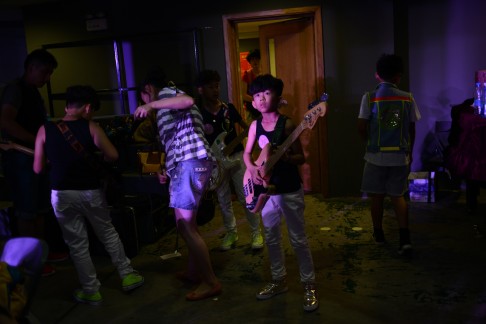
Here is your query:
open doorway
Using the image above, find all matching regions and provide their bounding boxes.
[222,6,328,197]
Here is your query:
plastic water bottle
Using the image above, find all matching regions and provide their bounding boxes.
[482,82,486,116]
[474,82,482,115]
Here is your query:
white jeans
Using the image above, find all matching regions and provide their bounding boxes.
[51,189,133,293]
[216,151,261,234]
[261,188,315,283]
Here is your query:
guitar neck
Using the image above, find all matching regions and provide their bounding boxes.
[222,128,249,156]
[263,122,305,174]
[12,144,34,156]
[0,141,35,156]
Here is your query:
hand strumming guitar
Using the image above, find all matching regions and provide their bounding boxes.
[246,163,266,186]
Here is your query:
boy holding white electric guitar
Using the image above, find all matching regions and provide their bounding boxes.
[195,70,264,251]
[243,74,326,312]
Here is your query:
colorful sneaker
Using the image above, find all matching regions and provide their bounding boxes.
[251,232,264,250]
[303,282,319,312]
[220,231,238,251]
[122,272,144,292]
[256,279,288,300]
[47,252,69,262]
[73,289,103,306]
[41,264,56,277]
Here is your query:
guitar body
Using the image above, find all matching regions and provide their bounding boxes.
[210,132,240,170]
[243,143,275,213]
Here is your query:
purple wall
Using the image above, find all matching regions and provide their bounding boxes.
[4,0,486,196]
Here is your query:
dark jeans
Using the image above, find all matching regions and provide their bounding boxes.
[466,179,486,213]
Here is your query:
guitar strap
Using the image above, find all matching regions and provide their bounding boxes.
[271,115,287,148]
[55,120,105,176]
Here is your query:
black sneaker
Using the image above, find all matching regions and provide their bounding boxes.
[372,229,385,245]
[398,244,413,256]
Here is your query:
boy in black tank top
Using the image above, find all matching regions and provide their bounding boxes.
[242,74,318,312]
[34,85,144,305]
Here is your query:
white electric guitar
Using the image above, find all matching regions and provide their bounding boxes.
[210,128,248,170]
[208,128,249,191]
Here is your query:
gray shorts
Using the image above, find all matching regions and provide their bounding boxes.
[361,162,409,197]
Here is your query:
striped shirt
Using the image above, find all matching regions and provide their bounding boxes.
[155,87,215,177]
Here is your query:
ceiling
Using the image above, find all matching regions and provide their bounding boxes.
[0,2,293,38]
[0,0,57,7]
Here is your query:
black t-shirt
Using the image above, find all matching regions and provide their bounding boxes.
[0,79,47,148]
[200,102,244,155]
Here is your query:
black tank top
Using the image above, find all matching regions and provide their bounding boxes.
[44,119,101,190]
[255,116,301,194]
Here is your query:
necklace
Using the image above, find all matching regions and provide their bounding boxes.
[204,101,221,123]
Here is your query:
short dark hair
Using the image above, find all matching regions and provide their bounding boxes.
[376,54,403,81]
[195,69,221,87]
[24,49,58,70]
[139,66,167,90]
[246,49,260,64]
[249,74,283,97]
[65,85,100,111]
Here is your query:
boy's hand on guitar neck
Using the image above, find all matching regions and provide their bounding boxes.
[280,148,292,163]
[280,148,304,165]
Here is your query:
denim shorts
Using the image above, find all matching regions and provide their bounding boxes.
[361,162,409,197]
[169,159,215,210]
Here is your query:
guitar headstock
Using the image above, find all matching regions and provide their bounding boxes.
[307,93,328,110]
[303,93,328,130]
[0,140,13,150]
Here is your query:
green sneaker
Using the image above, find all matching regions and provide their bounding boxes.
[122,272,144,292]
[220,231,238,251]
[251,232,264,250]
[73,289,103,306]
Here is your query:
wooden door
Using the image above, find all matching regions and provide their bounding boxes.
[258,18,328,194]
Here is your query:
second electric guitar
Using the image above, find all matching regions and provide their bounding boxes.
[0,140,34,156]
[210,127,249,169]
[243,96,328,213]
[208,127,249,191]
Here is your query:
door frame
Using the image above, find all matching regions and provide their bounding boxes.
[222,6,324,117]
[222,6,328,196]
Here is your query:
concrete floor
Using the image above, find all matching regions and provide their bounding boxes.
[28,188,486,324]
